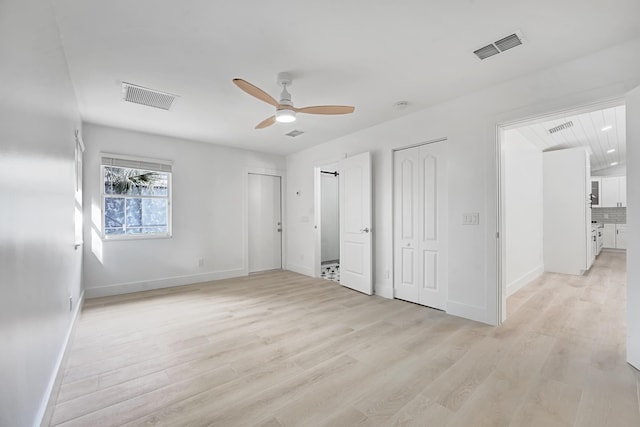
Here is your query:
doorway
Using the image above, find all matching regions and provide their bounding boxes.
[393,139,448,310]
[320,168,340,282]
[248,173,282,273]
[497,101,627,322]
[314,152,373,295]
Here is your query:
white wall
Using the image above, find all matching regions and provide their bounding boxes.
[82,123,285,297]
[0,0,82,425]
[321,173,339,263]
[502,130,544,296]
[626,86,640,369]
[592,163,627,177]
[286,38,640,325]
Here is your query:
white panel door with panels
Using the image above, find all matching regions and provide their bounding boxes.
[394,141,448,310]
[339,152,372,295]
[248,173,282,273]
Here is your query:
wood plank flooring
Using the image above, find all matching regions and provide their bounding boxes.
[51,251,640,426]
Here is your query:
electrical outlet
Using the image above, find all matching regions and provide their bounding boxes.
[198,258,204,267]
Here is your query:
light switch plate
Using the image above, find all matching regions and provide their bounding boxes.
[463,212,480,225]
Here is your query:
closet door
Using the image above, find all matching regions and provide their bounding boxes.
[394,141,448,310]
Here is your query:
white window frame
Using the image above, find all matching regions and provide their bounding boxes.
[100,153,173,240]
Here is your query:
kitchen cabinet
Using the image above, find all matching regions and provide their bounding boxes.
[601,176,626,207]
[543,148,592,275]
[602,223,627,249]
[616,224,627,249]
[590,177,601,207]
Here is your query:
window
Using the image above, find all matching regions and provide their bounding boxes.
[101,154,172,239]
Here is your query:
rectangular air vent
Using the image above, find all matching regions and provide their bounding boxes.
[473,44,500,60]
[285,130,304,137]
[473,31,525,60]
[122,82,177,110]
[548,121,574,134]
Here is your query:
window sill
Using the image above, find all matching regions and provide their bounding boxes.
[102,234,172,242]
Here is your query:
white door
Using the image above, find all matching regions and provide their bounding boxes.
[248,173,282,273]
[339,152,372,295]
[394,141,448,310]
[627,86,640,370]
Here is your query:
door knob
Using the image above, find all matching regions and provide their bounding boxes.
[277,228,282,232]
[360,227,370,233]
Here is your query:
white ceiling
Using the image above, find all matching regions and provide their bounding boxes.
[513,105,626,172]
[51,0,640,156]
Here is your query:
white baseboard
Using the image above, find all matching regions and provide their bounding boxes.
[507,264,544,297]
[85,268,246,298]
[446,300,491,325]
[375,284,393,299]
[285,263,315,278]
[37,290,85,427]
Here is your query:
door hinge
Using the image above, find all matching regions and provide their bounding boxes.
[496,232,500,239]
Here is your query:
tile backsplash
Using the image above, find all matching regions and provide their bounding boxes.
[592,207,626,224]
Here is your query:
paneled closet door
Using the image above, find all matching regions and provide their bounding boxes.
[394,141,447,310]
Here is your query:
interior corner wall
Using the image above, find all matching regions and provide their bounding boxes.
[81,123,285,297]
[502,130,544,296]
[0,0,83,425]
[285,38,640,325]
[626,85,640,369]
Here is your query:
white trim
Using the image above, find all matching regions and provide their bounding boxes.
[314,162,340,279]
[37,290,85,427]
[506,265,544,297]
[100,151,173,170]
[84,269,245,298]
[243,167,287,276]
[375,284,393,299]
[495,97,625,326]
[286,263,315,278]
[100,163,173,240]
[446,300,490,324]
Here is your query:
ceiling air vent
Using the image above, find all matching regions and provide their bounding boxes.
[473,31,525,60]
[548,121,574,134]
[495,34,523,52]
[285,130,304,137]
[122,82,177,110]
[473,44,500,60]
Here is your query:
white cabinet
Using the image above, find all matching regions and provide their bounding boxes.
[543,148,592,275]
[590,177,601,207]
[616,225,627,249]
[602,223,627,249]
[601,176,626,207]
[603,224,616,248]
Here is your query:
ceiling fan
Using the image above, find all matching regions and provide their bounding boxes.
[233,72,355,129]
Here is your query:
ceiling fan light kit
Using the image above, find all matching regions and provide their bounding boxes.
[276,108,296,123]
[232,72,355,129]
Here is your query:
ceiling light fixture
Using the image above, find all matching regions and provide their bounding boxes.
[275,108,296,123]
[607,148,616,153]
[601,125,613,131]
[610,162,619,166]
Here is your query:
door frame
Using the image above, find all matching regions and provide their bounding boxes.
[314,160,342,278]
[495,97,624,323]
[392,137,448,303]
[244,167,286,275]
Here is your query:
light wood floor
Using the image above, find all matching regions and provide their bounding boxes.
[51,251,640,426]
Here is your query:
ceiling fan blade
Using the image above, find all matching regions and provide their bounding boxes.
[233,78,279,107]
[255,115,276,129]
[295,105,355,115]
